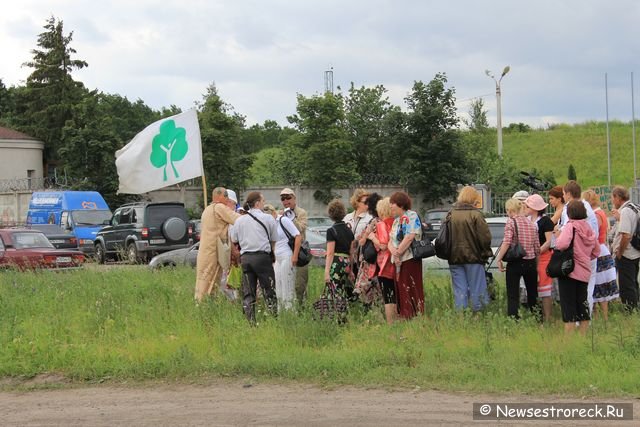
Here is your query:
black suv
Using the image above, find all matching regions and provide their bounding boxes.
[94,202,192,264]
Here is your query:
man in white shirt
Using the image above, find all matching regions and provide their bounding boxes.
[611,186,640,312]
[230,191,278,322]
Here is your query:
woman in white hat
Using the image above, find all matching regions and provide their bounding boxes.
[525,194,555,322]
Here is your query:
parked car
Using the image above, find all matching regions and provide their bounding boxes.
[422,208,450,240]
[190,219,202,242]
[149,242,199,269]
[28,224,79,250]
[0,228,85,270]
[26,191,111,255]
[423,216,507,272]
[94,202,193,264]
[307,216,333,235]
[307,229,327,266]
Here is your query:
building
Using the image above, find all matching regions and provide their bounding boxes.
[0,126,44,186]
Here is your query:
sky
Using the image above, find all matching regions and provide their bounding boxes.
[1,0,639,129]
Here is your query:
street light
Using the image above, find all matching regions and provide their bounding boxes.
[485,66,511,157]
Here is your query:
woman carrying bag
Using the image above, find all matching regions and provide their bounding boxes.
[496,198,540,319]
[554,200,600,334]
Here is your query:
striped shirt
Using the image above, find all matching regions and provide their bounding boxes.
[503,215,540,260]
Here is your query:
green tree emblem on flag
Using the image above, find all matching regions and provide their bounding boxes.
[149,120,189,181]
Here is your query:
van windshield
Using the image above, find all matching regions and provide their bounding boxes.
[72,210,112,226]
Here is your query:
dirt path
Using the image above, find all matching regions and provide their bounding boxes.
[0,379,636,426]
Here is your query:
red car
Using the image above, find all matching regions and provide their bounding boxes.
[0,229,85,270]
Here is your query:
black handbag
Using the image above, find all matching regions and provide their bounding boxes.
[362,239,378,264]
[410,213,436,259]
[279,217,311,267]
[434,211,452,260]
[503,218,527,262]
[546,228,576,278]
[312,282,347,322]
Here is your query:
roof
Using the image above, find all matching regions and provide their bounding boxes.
[0,126,39,141]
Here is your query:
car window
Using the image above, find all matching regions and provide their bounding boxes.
[120,208,132,224]
[308,217,333,228]
[13,232,54,249]
[73,209,112,226]
[427,211,448,221]
[112,210,122,226]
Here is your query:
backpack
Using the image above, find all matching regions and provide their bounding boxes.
[623,203,640,250]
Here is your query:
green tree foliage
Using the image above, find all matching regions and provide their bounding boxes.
[0,79,10,121]
[463,97,489,132]
[16,16,88,167]
[344,83,401,181]
[287,92,359,201]
[198,83,253,195]
[59,93,160,207]
[568,163,577,181]
[403,73,468,203]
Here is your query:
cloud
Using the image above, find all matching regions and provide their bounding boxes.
[2,0,640,128]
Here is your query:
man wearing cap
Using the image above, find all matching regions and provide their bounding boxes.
[512,190,530,202]
[280,187,309,304]
[195,187,240,302]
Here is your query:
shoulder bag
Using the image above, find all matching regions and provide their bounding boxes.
[546,228,576,278]
[279,216,311,267]
[361,218,379,264]
[502,218,527,262]
[410,213,436,260]
[434,211,452,260]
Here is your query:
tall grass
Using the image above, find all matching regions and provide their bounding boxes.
[1,266,639,396]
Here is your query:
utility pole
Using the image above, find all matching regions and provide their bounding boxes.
[485,66,511,157]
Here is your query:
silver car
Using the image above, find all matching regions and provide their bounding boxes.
[423,216,507,272]
[148,242,199,269]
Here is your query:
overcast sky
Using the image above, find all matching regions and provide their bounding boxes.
[1,0,639,128]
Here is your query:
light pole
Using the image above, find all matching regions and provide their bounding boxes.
[485,66,511,157]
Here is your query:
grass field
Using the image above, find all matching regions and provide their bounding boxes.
[503,121,640,188]
[1,265,639,396]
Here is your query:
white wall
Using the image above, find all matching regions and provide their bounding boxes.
[0,140,44,181]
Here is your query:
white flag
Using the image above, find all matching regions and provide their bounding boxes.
[115,109,203,194]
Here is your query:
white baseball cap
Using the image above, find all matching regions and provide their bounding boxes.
[226,189,238,204]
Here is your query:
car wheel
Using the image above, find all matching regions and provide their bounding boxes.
[127,242,140,264]
[162,217,187,242]
[95,242,106,264]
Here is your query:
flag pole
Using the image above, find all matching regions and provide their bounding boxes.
[201,175,208,206]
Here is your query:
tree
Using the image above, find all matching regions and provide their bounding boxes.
[59,92,161,207]
[287,92,359,202]
[344,83,400,182]
[568,164,577,181]
[0,79,9,121]
[198,83,252,195]
[464,97,489,132]
[17,16,89,170]
[403,73,468,203]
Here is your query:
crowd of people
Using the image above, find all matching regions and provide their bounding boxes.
[192,181,640,331]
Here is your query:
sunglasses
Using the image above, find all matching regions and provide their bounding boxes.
[280,195,292,201]
[359,198,367,203]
